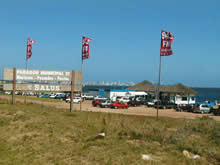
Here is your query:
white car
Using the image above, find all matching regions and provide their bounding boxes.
[94,96,107,100]
[147,99,157,106]
[73,97,81,103]
[49,94,56,98]
[66,97,82,103]
[118,97,130,103]
[82,95,94,100]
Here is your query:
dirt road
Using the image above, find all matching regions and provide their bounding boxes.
[1,95,219,121]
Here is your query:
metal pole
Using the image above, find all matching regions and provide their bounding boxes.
[156,55,162,120]
[24,59,28,104]
[70,71,75,112]
[12,68,16,104]
[80,59,83,111]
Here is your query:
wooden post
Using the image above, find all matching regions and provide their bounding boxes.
[12,68,16,104]
[70,71,75,112]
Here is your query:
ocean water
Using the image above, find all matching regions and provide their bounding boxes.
[192,87,220,103]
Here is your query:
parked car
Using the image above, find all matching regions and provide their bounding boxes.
[128,99,141,107]
[73,97,81,103]
[110,101,129,109]
[94,96,107,101]
[92,99,105,107]
[99,100,112,108]
[193,104,210,113]
[137,98,154,106]
[175,104,195,112]
[213,109,220,116]
[49,94,56,99]
[137,98,147,105]
[66,96,82,103]
[211,105,220,116]
[54,93,66,100]
[117,97,130,103]
[38,93,50,98]
[62,93,70,101]
[146,99,157,107]
[82,95,94,100]
[154,100,176,109]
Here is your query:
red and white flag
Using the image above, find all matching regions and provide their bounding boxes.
[26,38,36,60]
[82,36,92,60]
[160,30,174,56]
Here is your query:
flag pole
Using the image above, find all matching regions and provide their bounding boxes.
[24,57,28,104]
[156,49,162,121]
[80,58,83,111]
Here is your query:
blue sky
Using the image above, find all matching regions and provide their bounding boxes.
[0,0,219,87]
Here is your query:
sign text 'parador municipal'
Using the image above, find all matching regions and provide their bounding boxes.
[3,68,82,92]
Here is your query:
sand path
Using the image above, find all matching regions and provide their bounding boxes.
[0,95,219,121]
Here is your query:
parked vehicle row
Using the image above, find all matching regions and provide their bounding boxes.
[38,93,70,100]
[175,103,220,116]
[92,99,130,109]
[92,96,179,109]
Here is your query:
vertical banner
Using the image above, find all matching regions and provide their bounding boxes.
[82,36,92,60]
[26,38,36,60]
[160,30,174,56]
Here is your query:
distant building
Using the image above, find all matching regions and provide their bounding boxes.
[127,80,197,105]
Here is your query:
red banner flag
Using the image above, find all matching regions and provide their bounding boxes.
[26,38,36,60]
[160,30,174,56]
[82,36,92,60]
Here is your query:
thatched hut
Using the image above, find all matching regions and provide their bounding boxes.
[127,80,196,96]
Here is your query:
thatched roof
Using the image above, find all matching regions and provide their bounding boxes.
[126,80,155,92]
[127,81,196,96]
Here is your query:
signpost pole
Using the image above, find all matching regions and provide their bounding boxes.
[80,59,83,111]
[12,68,16,105]
[156,55,162,120]
[70,71,75,112]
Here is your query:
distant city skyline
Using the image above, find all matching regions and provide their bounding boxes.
[0,0,219,88]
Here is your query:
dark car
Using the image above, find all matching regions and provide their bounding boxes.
[176,104,196,112]
[154,100,176,109]
[138,98,149,105]
[92,99,105,107]
[212,105,220,116]
[55,94,66,100]
[128,99,142,107]
[60,93,70,101]
[38,93,50,98]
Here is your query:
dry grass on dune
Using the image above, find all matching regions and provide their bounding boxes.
[0,100,220,164]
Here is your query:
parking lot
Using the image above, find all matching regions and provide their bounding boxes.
[1,95,219,121]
